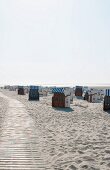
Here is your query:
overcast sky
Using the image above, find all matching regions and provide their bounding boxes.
[0,0,110,86]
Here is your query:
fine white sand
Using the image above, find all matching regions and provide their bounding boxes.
[1,89,110,170]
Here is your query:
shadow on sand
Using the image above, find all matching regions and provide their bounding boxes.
[76,96,83,100]
[104,110,110,114]
[53,107,74,112]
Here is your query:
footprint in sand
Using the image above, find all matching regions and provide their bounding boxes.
[81,164,88,169]
[68,165,78,170]
[89,167,100,170]
[105,150,110,154]
[100,162,105,165]
[78,150,85,154]
[107,163,110,167]
[82,156,95,162]
[80,165,100,170]
[75,159,82,164]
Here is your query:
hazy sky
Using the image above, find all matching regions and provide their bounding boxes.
[0,0,110,86]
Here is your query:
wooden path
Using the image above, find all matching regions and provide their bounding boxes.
[0,93,50,170]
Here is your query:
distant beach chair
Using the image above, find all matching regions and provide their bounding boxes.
[52,88,70,108]
[103,89,110,111]
[18,86,25,95]
[75,86,83,97]
[29,86,39,101]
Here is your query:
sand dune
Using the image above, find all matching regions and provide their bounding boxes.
[1,90,110,170]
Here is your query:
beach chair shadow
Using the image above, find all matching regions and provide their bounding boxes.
[104,110,110,114]
[53,107,74,112]
[76,96,83,100]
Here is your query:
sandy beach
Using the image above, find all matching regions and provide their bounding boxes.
[0,90,110,170]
